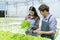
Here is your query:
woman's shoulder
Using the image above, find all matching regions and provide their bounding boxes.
[35,16,40,20]
[34,16,40,21]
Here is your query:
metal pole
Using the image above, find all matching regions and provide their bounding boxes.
[32,0,34,6]
[5,1,7,18]
[16,2,17,18]
[6,2,8,18]
[26,0,28,12]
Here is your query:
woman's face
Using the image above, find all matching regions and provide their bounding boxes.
[29,11,34,16]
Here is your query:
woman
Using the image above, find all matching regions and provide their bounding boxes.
[25,6,40,36]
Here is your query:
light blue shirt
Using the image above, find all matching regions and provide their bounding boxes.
[42,13,57,34]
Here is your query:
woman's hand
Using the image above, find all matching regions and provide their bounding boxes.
[31,26,38,30]
[25,30,32,35]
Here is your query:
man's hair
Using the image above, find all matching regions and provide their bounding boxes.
[38,4,49,12]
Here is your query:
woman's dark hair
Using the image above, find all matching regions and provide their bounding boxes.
[38,4,49,12]
[28,6,40,19]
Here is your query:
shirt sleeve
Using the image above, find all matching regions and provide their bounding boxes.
[49,16,57,34]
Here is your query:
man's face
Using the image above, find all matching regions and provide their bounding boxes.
[40,10,47,17]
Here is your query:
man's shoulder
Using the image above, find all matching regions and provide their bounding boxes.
[49,15,57,23]
[50,15,56,20]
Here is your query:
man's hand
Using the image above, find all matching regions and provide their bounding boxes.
[33,29,54,35]
[33,29,43,34]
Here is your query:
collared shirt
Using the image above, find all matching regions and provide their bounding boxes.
[42,13,57,34]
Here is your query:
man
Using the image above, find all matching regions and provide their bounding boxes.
[33,4,57,40]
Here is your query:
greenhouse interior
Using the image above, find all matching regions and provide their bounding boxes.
[0,0,60,40]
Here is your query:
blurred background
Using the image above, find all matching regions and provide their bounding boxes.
[0,0,60,18]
